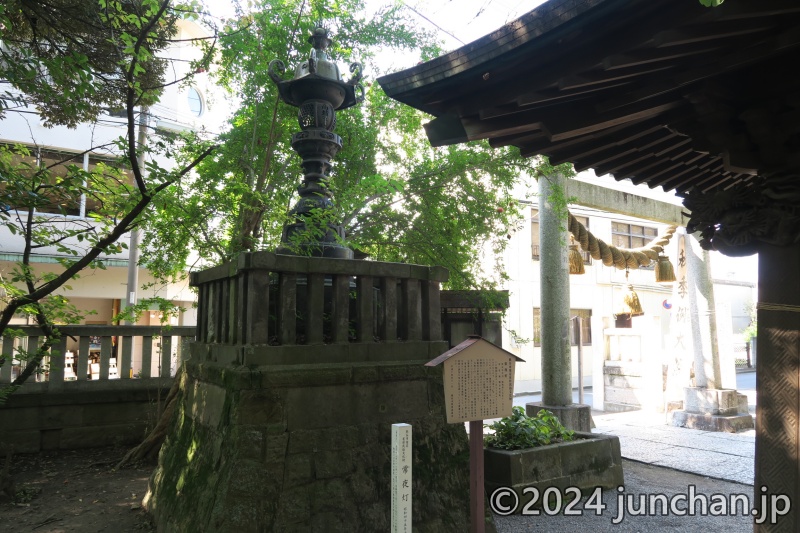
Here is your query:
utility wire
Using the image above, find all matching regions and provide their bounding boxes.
[402,3,466,46]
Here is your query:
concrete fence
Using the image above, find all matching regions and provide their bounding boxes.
[0,325,195,452]
[1,324,196,385]
[0,377,173,452]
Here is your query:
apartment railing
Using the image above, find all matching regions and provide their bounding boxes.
[0,325,196,387]
[191,251,448,365]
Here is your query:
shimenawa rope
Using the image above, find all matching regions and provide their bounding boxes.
[568,211,678,271]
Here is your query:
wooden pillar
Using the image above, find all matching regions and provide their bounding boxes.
[754,244,800,533]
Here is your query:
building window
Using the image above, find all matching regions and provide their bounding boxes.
[35,149,85,216]
[612,221,658,248]
[533,308,592,346]
[1,145,134,218]
[187,86,204,117]
[612,221,658,268]
[532,208,589,263]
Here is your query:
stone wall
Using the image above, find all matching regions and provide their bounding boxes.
[144,356,472,532]
[0,379,171,453]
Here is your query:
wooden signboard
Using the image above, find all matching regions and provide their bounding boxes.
[426,336,523,533]
[425,336,523,424]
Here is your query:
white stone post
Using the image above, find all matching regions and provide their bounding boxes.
[391,423,412,532]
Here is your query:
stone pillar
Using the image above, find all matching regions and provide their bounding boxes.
[670,232,752,432]
[754,244,800,533]
[538,174,571,406]
[528,174,591,432]
[686,234,722,389]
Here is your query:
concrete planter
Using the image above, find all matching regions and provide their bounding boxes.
[484,432,624,512]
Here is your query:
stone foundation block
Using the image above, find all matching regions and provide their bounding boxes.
[146,359,473,532]
[671,411,754,432]
[684,387,744,416]
[526,402,593,432]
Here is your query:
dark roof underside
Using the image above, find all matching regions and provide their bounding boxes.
[378,0,800,199]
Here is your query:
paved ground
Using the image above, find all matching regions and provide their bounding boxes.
[494,459,755,533]
[594,410,754,485]
[494,371,761,532]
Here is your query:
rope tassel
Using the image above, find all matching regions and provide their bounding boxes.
[655,254,676,283]
[568,243,585,275]
[622,283,644,316]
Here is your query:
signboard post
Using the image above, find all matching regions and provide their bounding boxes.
[426,336,523,533]
[391,423,412,533]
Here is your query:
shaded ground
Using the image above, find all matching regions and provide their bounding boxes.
[2,449,760,532]
[2,447,154,533]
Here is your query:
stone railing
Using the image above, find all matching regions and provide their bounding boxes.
[190,251,448,365]
[0,324,196,387]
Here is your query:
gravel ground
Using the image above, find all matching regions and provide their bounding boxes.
[494,459,761,533]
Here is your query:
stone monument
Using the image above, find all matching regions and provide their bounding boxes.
[669,230,753,432]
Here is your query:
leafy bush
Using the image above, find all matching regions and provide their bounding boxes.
[484,406,575,450]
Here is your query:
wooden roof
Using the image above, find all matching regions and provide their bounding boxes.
[378,0,800,199]
[424,335,524,367]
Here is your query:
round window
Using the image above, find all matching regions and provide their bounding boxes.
[188,86,204,117]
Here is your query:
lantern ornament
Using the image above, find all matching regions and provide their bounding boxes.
[269,25,364,259]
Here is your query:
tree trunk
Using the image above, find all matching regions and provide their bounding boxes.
[116,371,182,469]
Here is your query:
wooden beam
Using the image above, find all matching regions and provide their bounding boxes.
[514,119,668,157]
[542,97,686,142]
[610,154,665,178]
[547,127,671,165]
[594,151,660,177]
[513,82,629,109]
[654,20,773,48]
[665,164,720,190]
[558,64,673,91]
[711,0,800,21]
[569,131,679,170]
[489,130,547,149]
[598,25,800,114]
[461,112,544,141]
[602,43,722,70]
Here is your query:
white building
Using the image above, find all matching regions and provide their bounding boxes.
[496,172,757,411]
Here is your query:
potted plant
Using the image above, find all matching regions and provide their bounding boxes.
[483,407,623,512]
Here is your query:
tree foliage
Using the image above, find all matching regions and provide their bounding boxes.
[0,0,217,399]
[140,0,541,289]
[1,0,555,401]
[0,0,184,126]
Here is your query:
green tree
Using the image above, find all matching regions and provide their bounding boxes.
[0,0,217,400]
[140,0,540,290]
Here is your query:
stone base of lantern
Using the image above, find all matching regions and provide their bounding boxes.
[144,351,473,532]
